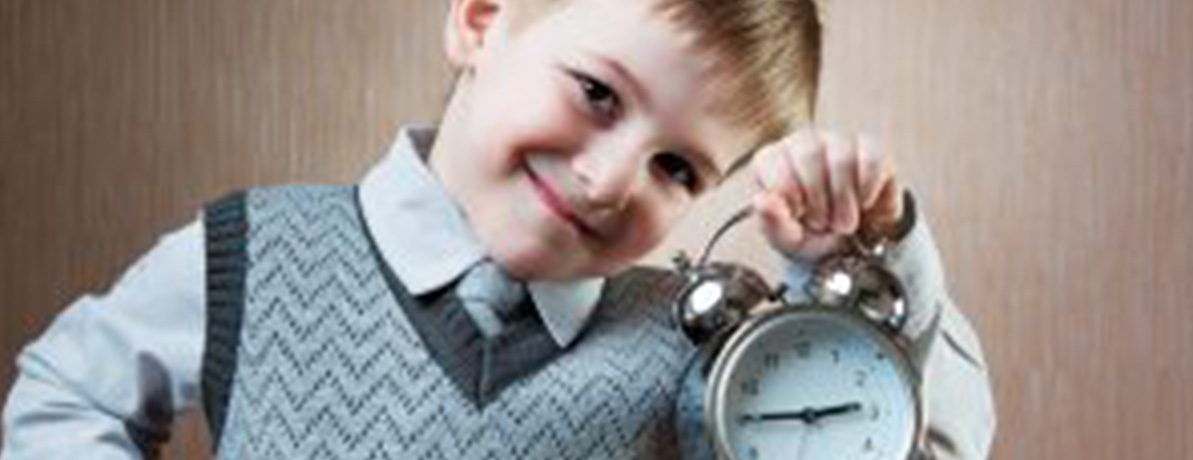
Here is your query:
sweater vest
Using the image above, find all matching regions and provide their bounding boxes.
[200,185,700,459]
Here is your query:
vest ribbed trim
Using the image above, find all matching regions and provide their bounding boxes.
[201,191,249,448]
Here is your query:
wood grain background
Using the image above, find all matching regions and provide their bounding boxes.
[1,1,1190,459]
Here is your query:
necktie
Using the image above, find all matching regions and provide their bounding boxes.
[455,260,529,338]
[369,245,561,408]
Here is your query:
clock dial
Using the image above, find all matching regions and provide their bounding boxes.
[710,311,918,460]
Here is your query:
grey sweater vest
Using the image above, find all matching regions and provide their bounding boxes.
[200,185,700,459]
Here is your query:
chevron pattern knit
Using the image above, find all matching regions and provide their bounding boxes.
[201,185,699,459]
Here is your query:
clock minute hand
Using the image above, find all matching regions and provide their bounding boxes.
[740,402,863,425]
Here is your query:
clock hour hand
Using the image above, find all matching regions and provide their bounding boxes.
[739,402,863,425]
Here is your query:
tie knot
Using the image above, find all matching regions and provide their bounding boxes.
[457,261,529,332]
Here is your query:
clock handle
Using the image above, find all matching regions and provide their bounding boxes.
[697,205,754,266]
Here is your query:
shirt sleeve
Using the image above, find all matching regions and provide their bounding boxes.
[1,218,206,460]
[778,196,997,460]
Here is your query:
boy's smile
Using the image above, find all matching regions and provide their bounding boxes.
[432,0,760,280]
[524,155,602,239]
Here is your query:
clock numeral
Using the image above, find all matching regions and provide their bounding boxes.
[763,353,780,370]
[854,370,868,388]
[741,379,759,397]
[831,349,841,364]
[863,437,875,452]
[794,341,812,359]
[869,405,881,421]
[745,445,759,460]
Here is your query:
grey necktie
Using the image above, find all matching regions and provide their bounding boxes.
[373,249,563,408]
[455,260,529,338]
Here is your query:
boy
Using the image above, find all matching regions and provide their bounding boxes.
[2,0,995,459]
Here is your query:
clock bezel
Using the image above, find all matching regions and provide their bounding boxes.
[703,306,926,460]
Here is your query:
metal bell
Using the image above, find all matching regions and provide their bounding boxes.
[807,249,909,332]
[672,252,773,344]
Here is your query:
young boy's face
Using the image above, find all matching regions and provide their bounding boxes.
[434,0,758,280]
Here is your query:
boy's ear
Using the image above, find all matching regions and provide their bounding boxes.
[444,0,507,69]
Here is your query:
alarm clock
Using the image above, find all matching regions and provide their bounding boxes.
[672,207,925,460]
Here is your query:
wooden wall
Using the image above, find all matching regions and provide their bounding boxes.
[1,0,1190,459]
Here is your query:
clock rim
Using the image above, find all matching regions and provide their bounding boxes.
[703,306,926,460]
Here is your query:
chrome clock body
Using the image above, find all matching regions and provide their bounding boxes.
[671,205,924,460]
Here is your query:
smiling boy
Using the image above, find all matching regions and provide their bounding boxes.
[2,0,995,459]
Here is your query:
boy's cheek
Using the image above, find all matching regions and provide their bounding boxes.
[463,72,570,167]
[612,209,674,260]
[500,83,590,160]
[533,72,591,137]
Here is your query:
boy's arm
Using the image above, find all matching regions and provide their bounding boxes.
[781,198,997,460]
[1,220,206,460]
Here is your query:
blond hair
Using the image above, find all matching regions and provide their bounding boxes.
[513,0,823,159]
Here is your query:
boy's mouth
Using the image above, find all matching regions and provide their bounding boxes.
[524,164,601,239]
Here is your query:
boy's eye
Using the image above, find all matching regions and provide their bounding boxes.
[653,153,700,192]
[570,71,620,120]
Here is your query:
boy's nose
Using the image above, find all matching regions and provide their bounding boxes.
[573,146,644,211]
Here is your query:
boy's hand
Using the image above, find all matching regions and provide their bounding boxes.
[750,128,903,262]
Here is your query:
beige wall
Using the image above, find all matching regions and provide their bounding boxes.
[1,0,1190,459]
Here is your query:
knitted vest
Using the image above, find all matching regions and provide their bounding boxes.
[200,185,699,459]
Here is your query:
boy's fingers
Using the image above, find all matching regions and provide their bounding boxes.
[754,193,806,252]
[750,143,806,220]
[825,133,859,234]
[760,128,898,242]
[787,131,830,232]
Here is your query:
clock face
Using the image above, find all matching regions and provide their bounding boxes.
[708,310,919,460]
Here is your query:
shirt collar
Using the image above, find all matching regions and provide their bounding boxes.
[358,124,604,347]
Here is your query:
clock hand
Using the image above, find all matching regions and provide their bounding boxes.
[739,402,863,425]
